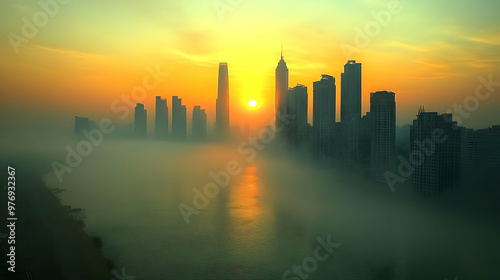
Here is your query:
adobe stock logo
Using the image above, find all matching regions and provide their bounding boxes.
[7,0,71,54]
[213,0,243,21]
[282,235,340,280]
[110,267,135,280]
[178,112,295,225]
[340,0,407,59]
[51,65,168,183]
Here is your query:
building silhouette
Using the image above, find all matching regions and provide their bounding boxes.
[89,120,96,130]
[286,84,308,148]
[339,60,363,169]
[410,112,460,196]
[192,106,207,141]
[74,116,90,137]
[370,91,396,182]
[459,125,500,195]
[313,75,336,161]
[134,103,147,139]
[172,96,187,141]
[354,112,374,173]
[471,126,500,170]
[341,60,362,123]
[216,62,229,138]
[275,49,289,136]
[155,96,168,140]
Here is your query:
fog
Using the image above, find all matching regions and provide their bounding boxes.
[1,124,499,280]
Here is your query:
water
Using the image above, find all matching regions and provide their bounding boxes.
[42,140,500,279]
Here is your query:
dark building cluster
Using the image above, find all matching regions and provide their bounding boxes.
[74,62,229,142]
[273,53,499,197]
[74,116,95,137]
[74,50,499,197]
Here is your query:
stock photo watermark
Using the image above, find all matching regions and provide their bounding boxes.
[213,0,244,21]
[51,65,168,183]
[111,267,135,280]
[340,0,407,59]
[178,112,295,225]
[384,128,447,192]
[384,73,499,192]
[282,235,340,280]
[7,0,71,54]
[446,73,500,127]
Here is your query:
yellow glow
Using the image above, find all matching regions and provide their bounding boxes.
[248,100,257,107]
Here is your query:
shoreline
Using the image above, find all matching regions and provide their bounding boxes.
[0,157,113,280]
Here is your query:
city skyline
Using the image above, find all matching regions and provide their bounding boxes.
[2,1,500,133]
[1,1,500,279]
[70,56,498,139]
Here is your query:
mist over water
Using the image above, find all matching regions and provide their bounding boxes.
[23,139,497,279]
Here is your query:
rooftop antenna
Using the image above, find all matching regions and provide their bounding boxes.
[417,105,426,116]
[281,44,283,60]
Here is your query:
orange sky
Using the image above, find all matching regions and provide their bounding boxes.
[1,0,499,133]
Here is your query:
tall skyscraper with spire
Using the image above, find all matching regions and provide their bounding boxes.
[216,62,229,138]
[275,47,289,135]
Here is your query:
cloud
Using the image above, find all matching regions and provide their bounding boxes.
[412,58,448,69]
[166,49,219,67]
[381,41,431,53]
[463,36,500,46]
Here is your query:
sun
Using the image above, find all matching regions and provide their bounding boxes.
[248,100,257,107]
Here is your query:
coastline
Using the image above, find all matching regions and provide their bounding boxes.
[0,157,113,280]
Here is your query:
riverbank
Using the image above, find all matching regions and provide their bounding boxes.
[0,156,113,280]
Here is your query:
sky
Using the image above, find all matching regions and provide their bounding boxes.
[1,0,499,133]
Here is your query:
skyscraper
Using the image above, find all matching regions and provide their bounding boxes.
[192,106,208,141]
[155,96,168,140]
[134,103,147,139]
[275,48,289,135]
[313,75,336,160]
[341,60,362,123]
[472,126,500,170]
[370,91,396,182]
[410,112,461,196]
[286,84,308,147]
[216,62,229,138]
[172,96,187,141]
[74,116,89,137]
[340,60,362,169]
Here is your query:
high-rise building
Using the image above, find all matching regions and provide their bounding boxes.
[370,91,396,182]
[275,49,289,135]
[216,62,229,138]
[134,103,147,139]
[410,112,461,196]
[172,96,187,141]
[192,106,208,141]
[89,120,96,130]
[313,75,336,161]
[470,125,500,170]
[155,96,168,140]
[341,60,362,123]
[74,116,90,137]
[286,84,308,147]
[339,60,363,169]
